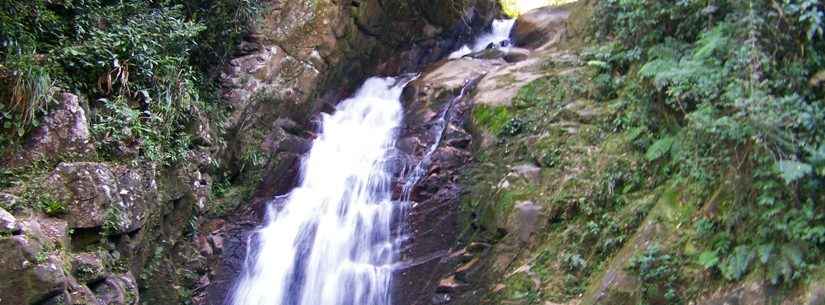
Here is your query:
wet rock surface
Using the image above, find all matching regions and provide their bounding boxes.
[392,48,494,305]
[207,1,499,304]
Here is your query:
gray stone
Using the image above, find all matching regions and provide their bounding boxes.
[0,207,20,235]
[7,92,95,167]
[37,217,69,250]
[515,201,542,242]
[0,193,20,210]
[44,162,155,234]
[0,236,67,305]
[512,163,541,183]
[41,277,99,305]
[71,252,106,284]
[45,163,119,230]
[93,273,139,305]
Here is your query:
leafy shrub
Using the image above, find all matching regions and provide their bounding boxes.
[38,194,66,216]
[472,105,513,135]
[0,53,56,143]
[592,0,825,285]
[1,0,259,164]
[500,117,527,137]
[628,244,682,305]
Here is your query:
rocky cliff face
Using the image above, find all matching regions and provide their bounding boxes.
[0,1,499,304]
[0,87,214,305]
[409,3,825,305]
[204,0,503,304]
[3,1,823,305]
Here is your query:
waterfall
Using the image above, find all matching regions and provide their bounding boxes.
[448,19,516,59]
[230,76,414,305]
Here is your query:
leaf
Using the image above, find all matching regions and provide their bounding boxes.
[698,251,719,269]
[587,60,610,69]
[780,244,803,266]
[720,245,754,281]
[645,136,674,161]
[757,243,774,264]
[777,160,812,184]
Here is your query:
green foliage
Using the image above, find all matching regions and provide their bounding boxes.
[592,0,825,286]
[472,105,513,135]
[719,245,754,281]
[500,117,527,137]
[38,194,66,216]
[1,0,259,165]
[698,250,720,270]
[644,136,673,161]
[777,160,813,184]
[0,52,57,147]
[628,244,683,305]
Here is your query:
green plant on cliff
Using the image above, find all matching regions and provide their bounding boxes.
[38,193,66,216]
[628,244,683,305]
[0,53,57,152]
[1,0,259,164]
[591,0,825,286]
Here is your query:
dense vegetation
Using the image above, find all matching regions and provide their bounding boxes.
[458,1,824,304]
[0,0,259,164]
[587,0,825,286]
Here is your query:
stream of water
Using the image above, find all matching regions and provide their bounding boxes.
[229,16,498,304]
[448,19,516,59]
[229,77,413,305]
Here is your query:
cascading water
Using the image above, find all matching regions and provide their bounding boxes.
[229,76,414,305]
[448,19,516,59]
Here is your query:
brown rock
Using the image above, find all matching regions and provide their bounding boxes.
[71,252,106,284]
[503,48,531,63]
[93,273,139,305]
[437,275,464,293]
[0,235,67,305]
[511,6,570,49]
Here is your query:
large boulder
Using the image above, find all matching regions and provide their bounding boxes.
[44,162,119,229]
[43,162,156,234]
[93,273,140,305]
[5,92,95,168]
[0,207,20,235]
[0,236,68,305]
[511,6,571,49]
[70,252,106,284]
[41,277,99,305]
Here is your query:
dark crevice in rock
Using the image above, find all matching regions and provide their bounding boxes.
[70,226,103,251]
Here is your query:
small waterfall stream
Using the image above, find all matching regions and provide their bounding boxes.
[229,20,492,305]
[230,77,413,305]
[449,19,516,59]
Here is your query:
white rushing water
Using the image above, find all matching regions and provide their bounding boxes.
[448,19,516,59]
[230,77,413,305]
